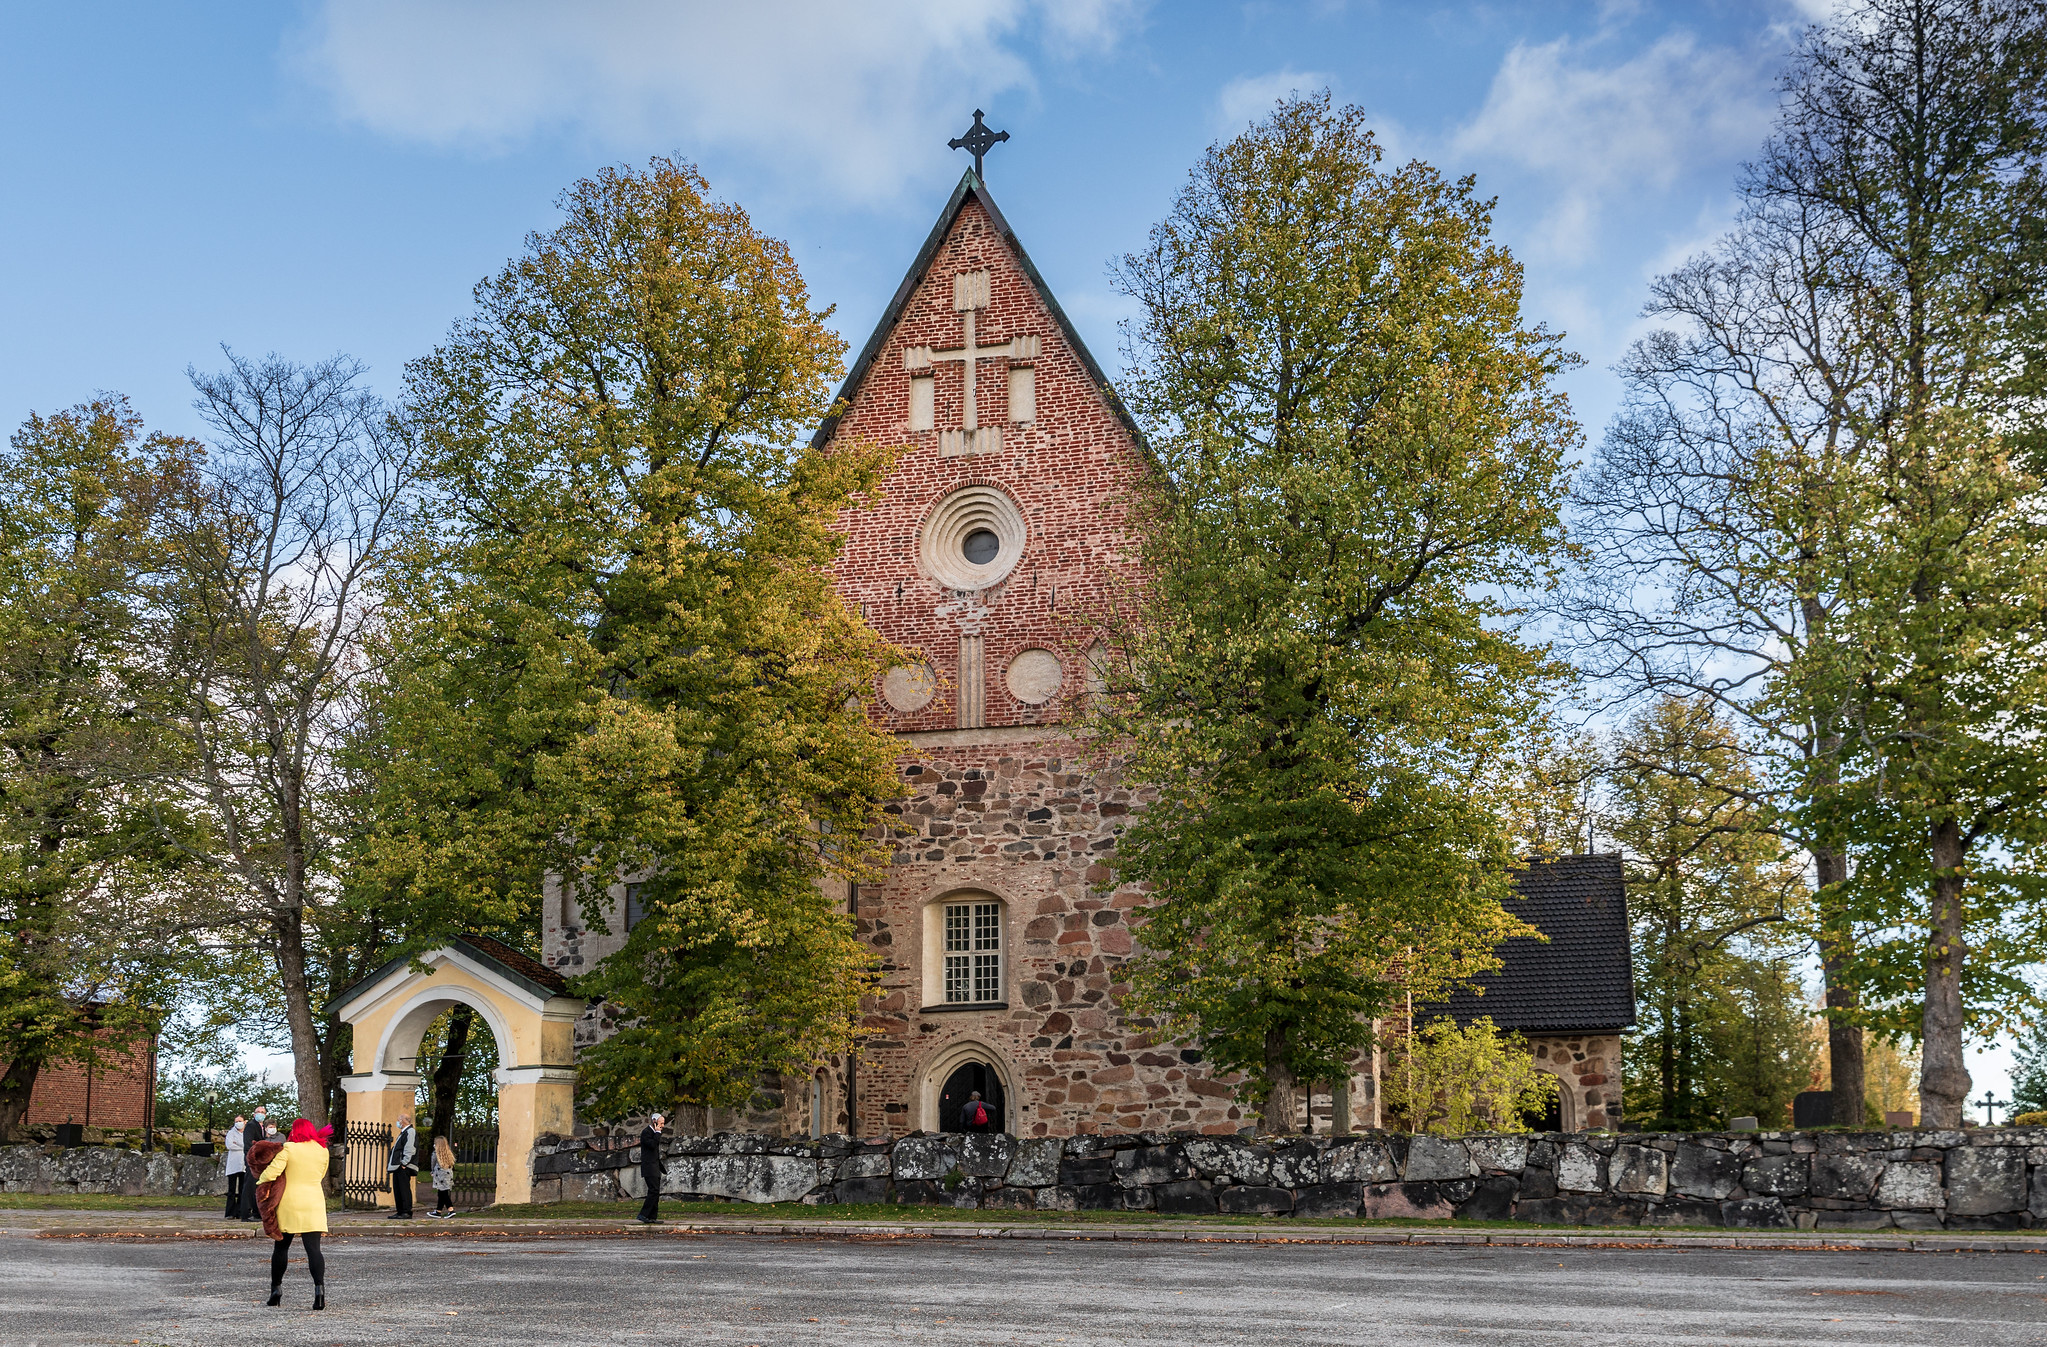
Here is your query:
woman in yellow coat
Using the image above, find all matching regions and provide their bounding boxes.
[256,1119,333,1309]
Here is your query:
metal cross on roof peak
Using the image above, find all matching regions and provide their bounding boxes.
[949,110,1010,180]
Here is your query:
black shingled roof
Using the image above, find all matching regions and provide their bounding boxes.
[1433,853,1636,1035]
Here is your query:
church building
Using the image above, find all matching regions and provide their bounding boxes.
[543,162,1635,1139]
[335,150,1633,1204]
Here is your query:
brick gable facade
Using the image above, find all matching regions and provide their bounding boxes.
[810,173,1252,1137]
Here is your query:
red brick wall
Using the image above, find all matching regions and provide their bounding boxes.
[16,1031,155,1128]
[827,196,1146,732]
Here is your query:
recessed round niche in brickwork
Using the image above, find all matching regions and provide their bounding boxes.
[919,485,1026,591]
[881,662,936,712]
[1004,648,1063,705]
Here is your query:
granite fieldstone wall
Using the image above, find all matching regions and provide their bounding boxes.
[0,1144,226,1197]
[530,1126,2047,1229]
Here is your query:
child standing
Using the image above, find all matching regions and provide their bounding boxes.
[430,1135,456,1218]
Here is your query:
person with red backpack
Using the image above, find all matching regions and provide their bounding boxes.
[962,1091,995,1131]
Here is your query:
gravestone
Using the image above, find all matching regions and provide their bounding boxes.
[1792,1091,1833,1128]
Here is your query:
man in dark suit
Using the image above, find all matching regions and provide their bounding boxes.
[636,1113,666,1224]
[387,1114,418,1219]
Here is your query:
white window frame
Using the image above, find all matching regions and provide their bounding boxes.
[921,891,1006,1009]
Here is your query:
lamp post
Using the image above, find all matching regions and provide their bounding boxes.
[1977,1092,2007,1126]
[203,1089,218,1144]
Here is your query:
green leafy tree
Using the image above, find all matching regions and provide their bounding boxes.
[1702,956,1820,1128]
[1498,714,1602,859]
[1098,94,1579,1132]
[151,1061,297,1133]
[1609,697,1809,1129]
[1762,0,2047,1126]
[374,157,906,1119]
[2011,1020,2047,1115]
[411,1006,500,1133]
[0,399,207,1139]
[1575,0,2047,1128]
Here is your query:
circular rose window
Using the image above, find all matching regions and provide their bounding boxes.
[919,486,1026,591]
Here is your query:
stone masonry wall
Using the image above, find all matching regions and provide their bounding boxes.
[1527,1034,1624,1132]
[848,739,1253,1138]
[0,1144,226,1197]
[530,1126,2047,1229]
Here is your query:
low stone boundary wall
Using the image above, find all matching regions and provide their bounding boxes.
[0,1144,227,1198]
[532,1126,2047,1230]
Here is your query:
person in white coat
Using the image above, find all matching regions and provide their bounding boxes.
[223,1115,248,1219]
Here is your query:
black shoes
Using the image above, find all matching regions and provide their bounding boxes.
[386,1211,413,1219]
[313,1286,326,1311]
[265,1286,282,1307]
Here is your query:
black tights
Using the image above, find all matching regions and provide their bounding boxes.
[271,1232,324,1286]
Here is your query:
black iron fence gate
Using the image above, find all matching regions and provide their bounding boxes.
[442,1123,499,1208]
[341,1120,499,1210]
[342,1121,390,1211]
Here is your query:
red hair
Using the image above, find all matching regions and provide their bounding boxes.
[288,1119,334,1147]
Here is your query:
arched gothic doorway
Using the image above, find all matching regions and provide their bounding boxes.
[937,1061,1005,1134]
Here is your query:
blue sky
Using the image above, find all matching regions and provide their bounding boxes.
[2,0,2018,1111]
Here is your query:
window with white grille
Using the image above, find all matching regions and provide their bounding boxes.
[942,900,1002,1003]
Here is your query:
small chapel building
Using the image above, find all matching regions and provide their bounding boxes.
[335,162,1634,1198]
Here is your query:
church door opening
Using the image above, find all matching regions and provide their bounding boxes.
[938,1062,1004,1133]
[1522,1087,1563,1132]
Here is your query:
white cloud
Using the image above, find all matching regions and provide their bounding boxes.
[1214,68,1335,133]
[1450,33,1774,263]
[290,0,1149,202]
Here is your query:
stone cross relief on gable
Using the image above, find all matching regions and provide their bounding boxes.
[905,270,1038,456]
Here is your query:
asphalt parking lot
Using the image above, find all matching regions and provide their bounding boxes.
[4,1232,2045,1346]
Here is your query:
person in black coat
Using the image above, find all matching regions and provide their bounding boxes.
[636,1113,666,1224]
[236,1108,271,1220]
[386,1115,418,1219]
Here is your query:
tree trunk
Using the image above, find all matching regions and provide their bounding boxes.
[1259,1025,1300,1135]
[1919,819,1972,1127]
[1660,1006,1677,1122]
[271,907,330,1125]
[0,1057,42,1142]
[1331,1072,1352,1136]
[1812,846,1866,1125]
[429,1004,473,1143]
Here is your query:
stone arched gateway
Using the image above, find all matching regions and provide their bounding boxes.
[331,935,584,1207]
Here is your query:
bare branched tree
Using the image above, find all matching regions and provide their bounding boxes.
[1572,192,1875,1123]
[155,350,416,1125]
